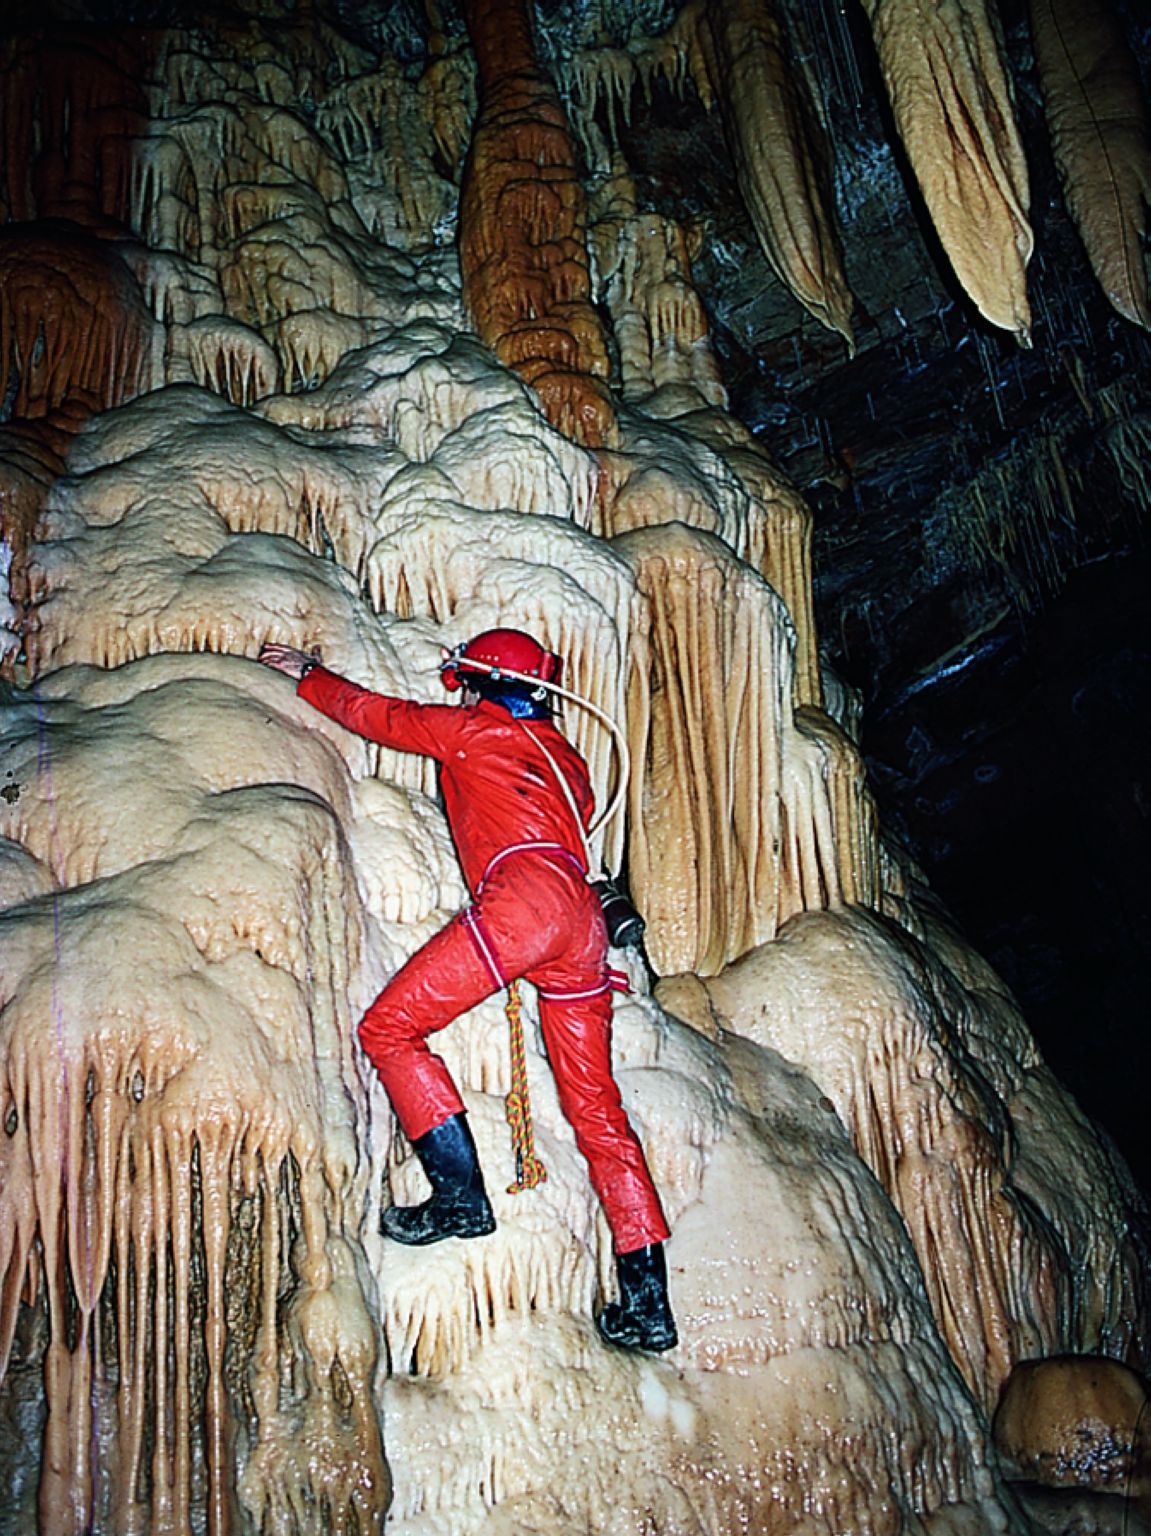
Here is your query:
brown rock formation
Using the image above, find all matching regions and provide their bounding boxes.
[458,0,617,447]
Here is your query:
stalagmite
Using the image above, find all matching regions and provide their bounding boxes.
[860,0,1034,340]
[694,0,856,348]
[993,1355,1150,1491]
[1031,0,1151,331]
[691,903,1146,1406]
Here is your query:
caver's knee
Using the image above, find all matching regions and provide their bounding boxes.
[555,1080,632,1149]
[357,990,416,1054]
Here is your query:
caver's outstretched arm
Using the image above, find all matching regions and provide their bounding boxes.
[257,643,465,760]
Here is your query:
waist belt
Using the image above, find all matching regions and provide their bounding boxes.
[537,971,631,1001]
[476,840,586,894]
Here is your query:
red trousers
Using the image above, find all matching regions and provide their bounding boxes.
[358,850,669,1254]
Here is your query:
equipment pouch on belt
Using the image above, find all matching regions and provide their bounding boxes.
[592,875,645,949]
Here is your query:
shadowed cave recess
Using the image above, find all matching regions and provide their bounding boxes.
[1,1,1149,1534]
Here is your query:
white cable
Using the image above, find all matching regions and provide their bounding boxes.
[442,656,630,838]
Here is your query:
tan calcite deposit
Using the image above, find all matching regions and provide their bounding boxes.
[858,0,1034,340]
[457,0,616,448]
[1031,0,1151,332]
[0,5,1147,1535]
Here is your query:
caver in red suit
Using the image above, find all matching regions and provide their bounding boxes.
[282,634,675,1355]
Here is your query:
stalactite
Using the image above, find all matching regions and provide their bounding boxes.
[617,524,784,974]
[642,408,823,708]
[0,226,159,419]
[598,392,821,708]
[860,0,1034,340]
[1097,379,1151,511]
[168,316,283,404]
[617,522,872,977]
[1031,0,1151,331]
[591,191,728,407]
[790,705,880,913]
[0,30,147,227]
[318,56,467,249]
[273,311,367,392]
[457,0,617,448]
[937,428,1086,614]
[564,4,702,166]
[693,0,855,348]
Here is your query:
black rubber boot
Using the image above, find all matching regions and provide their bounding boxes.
[595,1243,678,1352]
[381,1113,496,1245]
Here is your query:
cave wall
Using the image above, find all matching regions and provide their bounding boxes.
[1,2,1149,1533]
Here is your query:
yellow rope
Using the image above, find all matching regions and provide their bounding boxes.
[504,980,547,1193]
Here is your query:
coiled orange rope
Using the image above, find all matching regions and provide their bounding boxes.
[503,980,548,1193]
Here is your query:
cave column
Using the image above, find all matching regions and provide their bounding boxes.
[458,0,618,448]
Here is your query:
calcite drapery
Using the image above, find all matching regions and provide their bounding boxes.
[1031,0,1151,331]
[0,225,159,420]
[619,523,877,976]
[860,0,1034,340]
[694,0,855,349]
[0,29,147,226]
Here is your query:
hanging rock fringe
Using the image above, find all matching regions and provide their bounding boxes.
[503,981,548,1192]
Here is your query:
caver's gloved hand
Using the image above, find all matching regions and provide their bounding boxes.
[257,641,323,680]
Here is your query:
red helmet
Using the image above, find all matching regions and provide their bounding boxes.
[440,628,562,692]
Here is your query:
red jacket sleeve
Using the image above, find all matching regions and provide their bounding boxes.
[297,667,464,760]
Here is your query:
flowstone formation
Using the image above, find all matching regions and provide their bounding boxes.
[1,3,1148,1535]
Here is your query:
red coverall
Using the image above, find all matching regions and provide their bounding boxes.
[298,667,669,1254]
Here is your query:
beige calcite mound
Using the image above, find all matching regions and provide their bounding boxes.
[0,655,396,1533]
[376,995,1022,1534]
[668,903,1147,1409]
[0,358,1038,1529]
